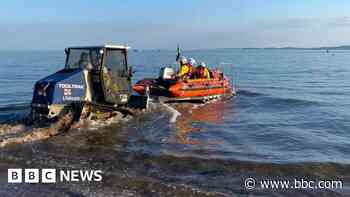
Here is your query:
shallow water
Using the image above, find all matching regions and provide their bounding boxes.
[0,49,350,196]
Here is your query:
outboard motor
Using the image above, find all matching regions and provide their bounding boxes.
[159,67,175,80]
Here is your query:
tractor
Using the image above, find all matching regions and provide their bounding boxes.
[31,45,142,122]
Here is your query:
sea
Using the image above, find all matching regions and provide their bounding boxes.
[0,49,349,196]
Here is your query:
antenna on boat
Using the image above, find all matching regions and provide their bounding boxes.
[176,44,181,62]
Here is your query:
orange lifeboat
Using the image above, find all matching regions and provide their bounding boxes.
[133,67,235,102]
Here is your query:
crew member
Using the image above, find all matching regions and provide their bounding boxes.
[77,52,93,102]
[177,57,193,79]
[196,62,211,79]
[188,58,196,78]
[76,52,93,70]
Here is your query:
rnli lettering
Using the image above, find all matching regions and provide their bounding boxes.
[58,84,84,89]
[58,83,83,101]
[63,96,81,101]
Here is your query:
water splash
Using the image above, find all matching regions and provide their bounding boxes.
[161,103,182,123]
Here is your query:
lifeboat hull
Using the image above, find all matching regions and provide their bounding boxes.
[133,78,235,101]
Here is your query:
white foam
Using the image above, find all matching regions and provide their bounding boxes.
[0,124,26,135]
[77,112,133,131]
[161,103,182,123]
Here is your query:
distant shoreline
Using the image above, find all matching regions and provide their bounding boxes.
[1,45,350,51]
[240,46,350,50]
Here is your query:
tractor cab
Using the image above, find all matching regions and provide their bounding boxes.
[31,45,133,120]
[64,45,132,104]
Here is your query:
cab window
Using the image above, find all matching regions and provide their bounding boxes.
[104,49,127,77]
[65,48,102,70]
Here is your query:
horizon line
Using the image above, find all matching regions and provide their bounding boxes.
[1,44,350,52]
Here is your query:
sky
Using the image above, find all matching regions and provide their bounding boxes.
[1,0,350,49]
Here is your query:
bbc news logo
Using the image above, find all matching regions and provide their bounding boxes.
[8,169,103,183]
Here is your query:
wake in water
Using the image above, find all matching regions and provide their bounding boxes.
[0,102,182,148]
[0,110,76,147]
